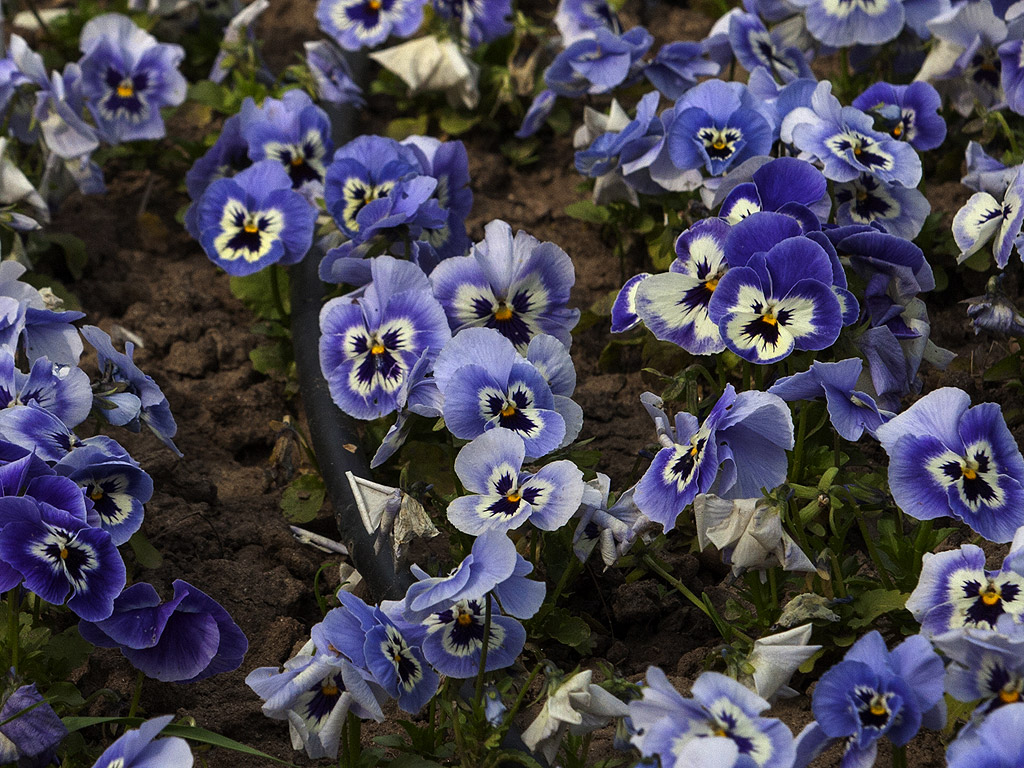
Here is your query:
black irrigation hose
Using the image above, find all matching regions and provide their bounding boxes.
[288,52,548,767]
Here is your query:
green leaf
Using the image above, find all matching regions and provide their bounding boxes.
[187,80,229,112]
[386,115,430,141]
[390,755,445,768]
[229,270,290,320]
[63,717,300,767]
[437,109,481,136]
[849,588,909,629]
[250,342,293,376]
[128,530,163,569]
[44,682,85,710]
[539,606,591,649]
[984,352,1023,383]
[564,200,610,224]
[44,233,89,279]
[281,473,326,523]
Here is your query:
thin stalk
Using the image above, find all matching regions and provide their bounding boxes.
[892,745,907,768]
[547,557,581,608]
[502,662,545,727]
[993,110,1020,156]
[643,554,751,642]
[346,712,361,767]
[473,595,493,710]
[269,263,288,322]
[829,550,848,598]
[792,405,809,485]
[853,507,895,590]
[18,0,50,37]
[127,670,145,720]
[7,589,19,674]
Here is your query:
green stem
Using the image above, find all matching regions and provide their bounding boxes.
[473,595,493,710]
[127,670,145,720]
[346,712,361,767]
[547,557,581,608]
[643,554,750,642]
[269,263,288,322]
[892,745,907,768]
[993,110,1020,156]
[853,506,895,590]
[829,550,848,599]
[7,590,19,674]
[502,662,545,727]
[792,405,809,485]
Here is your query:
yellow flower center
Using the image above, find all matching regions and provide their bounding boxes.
[60,547,69,560]
[244,223,259,233]
[982,583,1001,606]
[761,309,778,326]
[116,82,134,98]
[322,684,338,696]
[506,491,521,503]
[290,156,304,166]
[892,124,903,137]
[457,611,473,626]
[90,489,104,501]
[1001,688,1021,703]
[854,146,862,156]
[494,305,513,321]
[869,702,887,717]
[962,467,978,480]
[371,343,386,355]
[704,278,719,292]
[500,404,516,418]
[712,139,726,150]
[369,0,382,8]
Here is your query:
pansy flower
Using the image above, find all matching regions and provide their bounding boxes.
[239,90,334,193]
[851,81,946,151]
[936,620,1024,717]
[317,0,427,50]
[544,27,652,97]
[788,0,905,46]
[728,12,813,83]
[319,256,451,420]
[963,142,1018,197]
[446,428,585,535]
[431,328,569,457]
[632,218,730,356]
[834,173,930,240]
[629,668,796,768]
[667,79,775,177]
[707,233,844,364]
[430,219,579,351]
[953,167,1024,269]
[610,272,650,333]
[573,473,646,568]
[966,275,1024,337]
[718,157,831,225]
[79,580,247,682]
[0,681,69,767]
[0,349,92,430]
[554,0,620,45]
[89,716,193,768]
[516,90,557,139]
[192,160,317,277]
[634,386,793,530]
[875,387,1024,543]
[643,41,721,100]
[402,136,473,261]
[370,351,443,468]
[946,702,1024,768]
[794,632,945,768]
[907,544,1024,634]
[784,82,922,187]
[433,0,512,47]
[78,14,186,143]
[304,41,365,107]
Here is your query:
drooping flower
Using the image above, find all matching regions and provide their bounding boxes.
[962,141,1018,196]
[81,325,181,455]
[369,351,443,468]
[784,81,922,187]
[209,0,271,84]
[833,173,930,240]
[79,579,247,682]
[965,275,1024,337]
[936,620,1024,719]
[851,81,946,151]
[875,387,1024,543]
[304,41,365,107]
[317,0,428,50]
[728,12,813,83]
[667,79,775,177]
[554,0,620,45]
[239,90,334,193]
[946,702,1024,768]
[906,544,1024,634]
[629,668,796,768]
[794,631,945,768]
[433,0,512,47]
[78,14,186,143]
[319,256,451,420]
[88,715,192,768]
[634,386,793,530]
[643,41,721,100]
[0,681,69,767]
[431,328,570,457]
[0,348,92,430]
[544,27,652,97]
[953,167,1024,269]
[429,219,579,351]
[446,428,585,535]
[742,624,821,701]
[191,160,317,277]
[573,473,647,568]
[401,135,473,261]
[769,358,893,441]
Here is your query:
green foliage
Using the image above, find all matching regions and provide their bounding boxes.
[281,473,327,523]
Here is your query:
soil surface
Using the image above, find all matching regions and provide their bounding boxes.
[32,0,1024,766]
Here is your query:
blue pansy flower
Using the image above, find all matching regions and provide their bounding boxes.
[834,173,930,240]
[785,82,922,187]
[433,0,512,47]
[907,544,1024,634]
[239,90,334,194]
[852,81,946,151]
[936,619,1024,717]
[769,358,894,441]
[78,14,186,143]
[185,113,251,206]
[708,233,844,364]
[718,157,831,225]
[788,0,905,46]
[966,275,1024,337]
[402,135,473,261]
[89,716,192,768]
[794,631,944,768]
[0,494,126,621]
[430,219,579,351]
[0,404,127,465]
[304,41,366,107]
[0,681,69,767]
[370,351,443,468]
[432,328,569,457]
[573,473,645,568]
[192,160,317,277]
[79,579,248,682]
[544,27,652,97]
[319,256,451,420]
[643,41,721,100]
[0,261,85,366]
[632,218,730,356]
[575,92,661,179]
[953,167,1024,269]
[0,348,92,429]
[667,79,775,177]
[419,595,525,678]
[554,0,620,45]
[634,386,793,530]
[876,387,1024,543]
[515,90,557,139]
[728,12,813,83]
[55,444,153,546]
[946,702,1024,768]
[963,141,1018,196]
[629,668,796,768]
[81,325,181,455]
[317,0,427,50]
[447,428,585,535]
[610,272,650,333]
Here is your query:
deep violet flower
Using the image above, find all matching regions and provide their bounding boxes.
[319,257,450,420]
[718,157,831,225]
[78,14,186,143]
[317,0,427,50]
[191,160,316,276]
[643,41,720,100]
[946,702,1024,768]
[89,715,193,768]
[0,348,92,430]
[794,632,945,768]
[875,387,1024,543]
[446,428,585,535]
[629,668,796,768]
[544,27,652,97]
[401,135,473,261]
[79,579,248,682]
[634,386,793,530]
[0,681,68,767]
[429,219,579,351]
[851,81,946,151]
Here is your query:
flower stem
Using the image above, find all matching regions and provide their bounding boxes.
[853,506,895,590]
[892,745,908,768]
[7,590,19,674]
[473,595,493,710]
[127,670,145,720]
[346,712,361,767]
[643,554,750,642]
[269,263,288,322]
[792,405,809,484]
[503,662,545,728]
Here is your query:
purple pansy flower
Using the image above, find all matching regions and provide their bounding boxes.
[304,41,365,107]
[788,0,905,46]
[834,173,930,240]
[718,157,831,225]
[643,41,721,100]
[0,349,92,430]
[852,81,946,151]
[728,12,813,83]
[317,0,427,50]
[0,681,69,767]
[544,27,652,97]
[936,619,1024,719]
[89,716,193,768]
[433,0,512,47]
[946,702,1024,768]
